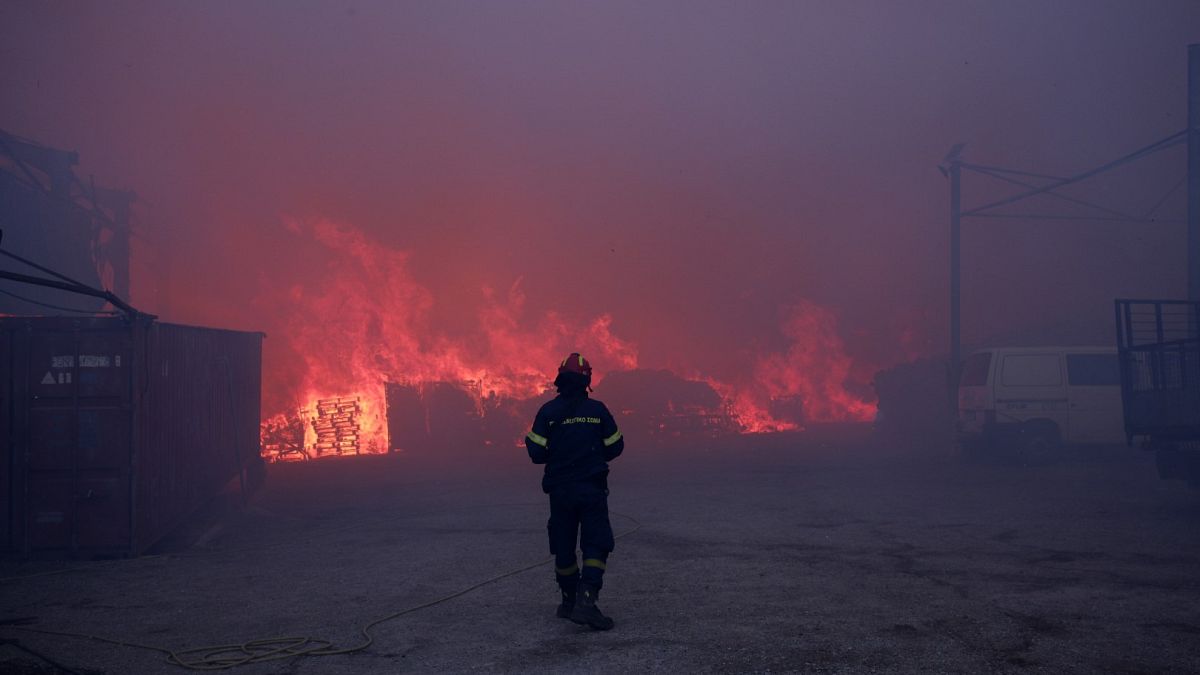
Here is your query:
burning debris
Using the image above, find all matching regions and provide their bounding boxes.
[256,220,876,460]
[261,397,371,462]
[261,411,307,461]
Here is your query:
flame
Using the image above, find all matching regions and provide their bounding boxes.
[754,300,877,422]
[258,220,875,460]
[707,380,800,434]
[259,218,639,460]
[704,300,877,433]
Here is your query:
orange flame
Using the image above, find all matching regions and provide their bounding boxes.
[259,220,875,460]
[260,219,639,460]
[704,300,877,433]
[757,300,877,421]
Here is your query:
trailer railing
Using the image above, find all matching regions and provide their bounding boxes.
[1114,300,1200,442]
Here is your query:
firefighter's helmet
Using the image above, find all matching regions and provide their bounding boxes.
[558,353,593,377]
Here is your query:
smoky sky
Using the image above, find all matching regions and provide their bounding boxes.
[2,1,1198,383]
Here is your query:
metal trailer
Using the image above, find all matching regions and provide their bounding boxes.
[1114,299,1200,485]
[0,315,264,557]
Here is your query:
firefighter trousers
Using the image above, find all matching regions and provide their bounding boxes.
[547,476,614,591]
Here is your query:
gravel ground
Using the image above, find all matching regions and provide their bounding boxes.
[2,434,1199,674]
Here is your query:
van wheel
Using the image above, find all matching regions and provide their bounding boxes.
[1017,424,1061,466]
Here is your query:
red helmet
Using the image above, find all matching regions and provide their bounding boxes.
[558,353,592,377]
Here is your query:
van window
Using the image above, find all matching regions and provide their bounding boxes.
[1067,354,1120,386]
[960,353,991,386]
[1000,354,1062,386]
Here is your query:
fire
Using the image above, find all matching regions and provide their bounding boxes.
[707,381,801,434]
[259,218,640,460]
[258,220,875,461]
[699,302,877,434]
[751,300,877,423]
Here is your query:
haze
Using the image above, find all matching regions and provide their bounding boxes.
[2,0,1197,417]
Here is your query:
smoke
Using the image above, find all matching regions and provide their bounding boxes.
[2,1,1196,452]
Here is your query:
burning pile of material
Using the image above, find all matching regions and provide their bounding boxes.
[310,397,362,457]
[256,220,877,458]
[261,412,306,461]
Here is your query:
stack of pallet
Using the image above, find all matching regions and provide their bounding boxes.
[311,397,361,456]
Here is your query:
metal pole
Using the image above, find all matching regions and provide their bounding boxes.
[1188,43,1200,302]
[950,160,962,369]
[0,269,147,318]
[947,157,963,426]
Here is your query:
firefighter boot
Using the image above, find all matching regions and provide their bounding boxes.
[569,584,614,630]
[555,565,579,619]
[556,584,577,619]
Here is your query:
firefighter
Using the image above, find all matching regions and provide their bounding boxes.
[525,353,625,630]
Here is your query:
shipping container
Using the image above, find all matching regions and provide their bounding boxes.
[0,315,264,557]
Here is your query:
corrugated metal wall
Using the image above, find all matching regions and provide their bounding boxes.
[132,321,263,553]
[0,327,15,551]
[0,316,263,557]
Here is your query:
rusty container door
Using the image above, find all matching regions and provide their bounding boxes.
[131,322,263,554]
[8,317,134,556]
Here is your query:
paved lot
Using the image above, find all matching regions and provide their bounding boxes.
[3,434,1199,674]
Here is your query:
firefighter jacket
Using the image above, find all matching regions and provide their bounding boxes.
[525,392,624,493]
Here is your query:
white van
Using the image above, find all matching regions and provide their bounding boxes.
[957,346,1124,455]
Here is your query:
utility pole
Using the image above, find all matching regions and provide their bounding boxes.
[1188,43,1199,302]
[941,143,964,421]
[949,158,962,369]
